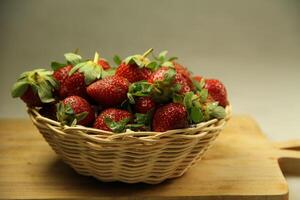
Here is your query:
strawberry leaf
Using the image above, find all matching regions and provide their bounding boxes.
[158,50,168,61]
[104,117,130,133]
[190,106,203,123]
[128,81,153,100]
[69,61,103,85]
[162,68,176,84]
[56,102,88,126]
[75,111,88,122]
[64,53,82,65]
[192,78,202,91]
[153,50,177,66]
[198,89,208,102]
[161,61,174,67]
[78,61,102,85]
[210,106,226,119]
[11,69,57,103]
[124,49,153,68]
[37,81,55,103]
[125,55,148,68]
[113,55,122,65]
[183,92,194,109]
[168,56,178,61]
[173,93,184,103]
[146,61,158,71]
[11,81,29,98]
[68,63,83,76]
[51,62,66,71]
[101,68,116,78]
[127,93,135,104]
[200,78,206,88]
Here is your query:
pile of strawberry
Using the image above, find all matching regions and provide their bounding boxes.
[11,49,229,132]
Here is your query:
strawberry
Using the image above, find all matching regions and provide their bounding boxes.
[97,59,111,70]
[53,65,73,85]
[93,108,133,132]
[11,69,58,107]
[205,79,228,107]
[152,50,193,90]
[135,97,156,114]
[86,76,129,107]
[173,62,191,78]
[59,52,114,98]
[148,67,192,94]
[116,62,152,83]
[59,72,87,98]
[152,103,188,132]
[56,96,95,126]
[52,65,87,99]
[115,49,154,83]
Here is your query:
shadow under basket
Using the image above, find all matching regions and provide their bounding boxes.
[28,106,231,184]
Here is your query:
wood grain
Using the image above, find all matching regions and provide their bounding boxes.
[0,116,299,200]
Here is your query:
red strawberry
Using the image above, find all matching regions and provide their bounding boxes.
[93,108,133,132]
[56,96,95,126]
[86,76,129,107]
[11,69,58,107]
[205,79,228,107]
[116,62,152,83]
[135,97,156,114]
[53,65,73,85]
[152,103,188,132]
[148,67,192,94]
[59,72,86,98]
[173,62,191,78]
[98,59,111,70]
[115,49,154,83]
[59,52,111,98]
[20,87,43,107]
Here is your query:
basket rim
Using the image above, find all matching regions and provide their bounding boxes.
[28,105,231,139]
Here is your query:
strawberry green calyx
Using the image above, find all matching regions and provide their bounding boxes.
[182,91,226,124]
[69,52,115,85]
[64,52,82,65]
[124,48,156,69]
[204,102,226,120]
[113,55,122,65]
[104,112,152,132]
[104,117,131,133]
[129,111,153,131]
[127,68,180,104]
[11,69,58,103]
[153,50,178,68]
[192,77,208,103]
[56,102,88,126]
[51,52,82,71]
[151,68,180,103]
[127,81,153,104]
[183,92,204,124]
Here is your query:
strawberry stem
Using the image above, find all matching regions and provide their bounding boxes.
[93,52,100,63]
[142,48,154,59]
[74,48,79,54]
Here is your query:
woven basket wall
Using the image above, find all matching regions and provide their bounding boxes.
[28,106,231,184]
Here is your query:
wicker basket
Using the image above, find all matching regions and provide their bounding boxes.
[28,106,231,184]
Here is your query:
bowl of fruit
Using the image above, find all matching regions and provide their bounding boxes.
[11,48,231,184]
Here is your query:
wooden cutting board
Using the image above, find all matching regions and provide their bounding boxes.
[0,116,299,200]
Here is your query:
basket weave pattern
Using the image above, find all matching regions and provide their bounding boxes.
[28,106,231,184]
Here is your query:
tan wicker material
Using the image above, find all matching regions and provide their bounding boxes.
[27,106,231,184]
